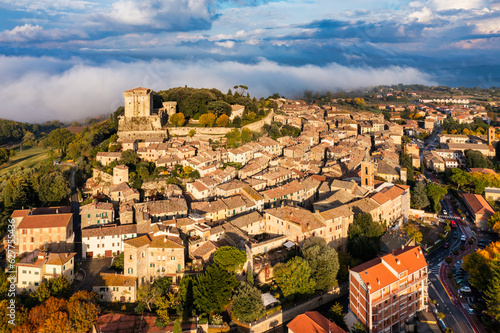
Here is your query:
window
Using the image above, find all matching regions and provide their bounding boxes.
[34,282,39,286]
[170,256,175,260]
[162,256,166,261]
[22,281,27,285]
[129,255,133,260]
[34,271,39,275]
[22,270,26,274]
[100,287,106,292]
[128,268,133,274]
[87,214,90,218]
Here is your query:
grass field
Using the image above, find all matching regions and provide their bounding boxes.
[0,146,50,176]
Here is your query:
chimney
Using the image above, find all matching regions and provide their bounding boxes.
[56,208,59,214]
[164,236,167,243]
[401,245,405,250]
[396,259,400,265]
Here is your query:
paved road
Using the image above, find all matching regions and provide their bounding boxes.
[426,225,475,333]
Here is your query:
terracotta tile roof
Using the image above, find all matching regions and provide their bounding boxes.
[287,311,346,333]
[80,202,114,212]
[190,240,218,260]
[149,235,184,249]
[221,195,247,210]
[192,200,227,214]
[351,246,427,293]
[18,213,73,229]
[109,182,131,193]
[94,273,138,286]
[124,235,151,248]
[319,205,353,221]
[46,252,76,265]
[230,211,263,228]
[463,193,495,215]
[265,206,325,233]
[469,168,497,175]
[82,224,137,238]
[11,210,29,218]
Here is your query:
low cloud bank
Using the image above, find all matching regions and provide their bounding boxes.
[0,56,435,123]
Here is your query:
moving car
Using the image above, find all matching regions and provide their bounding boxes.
[451,220,456,228]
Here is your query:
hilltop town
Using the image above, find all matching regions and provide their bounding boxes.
[3,85,500,333]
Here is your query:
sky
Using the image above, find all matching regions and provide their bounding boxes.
[0,0,499,122]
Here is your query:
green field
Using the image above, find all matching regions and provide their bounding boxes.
[0,146,50,176]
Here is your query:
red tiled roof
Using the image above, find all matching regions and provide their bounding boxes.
[463,193,494,215]
[287,311,346,333]
[18,213,73,229]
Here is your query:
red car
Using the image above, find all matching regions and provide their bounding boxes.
[451,220,456,228]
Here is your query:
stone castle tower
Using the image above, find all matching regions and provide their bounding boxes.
[113,165,129,185]
[124,87,153,118]
[361,160,374,191]
[488,126,495,146]
[161,101,177,118]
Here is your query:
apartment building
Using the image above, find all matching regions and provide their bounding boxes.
[349,246,428,333]
[18,213,74,253]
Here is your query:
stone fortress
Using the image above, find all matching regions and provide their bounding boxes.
[118,87,177,141]
[117,86,275,142]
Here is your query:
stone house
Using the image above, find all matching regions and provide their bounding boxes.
[94,273,138,302]
[80,202,115,229]
[124,234,185,285]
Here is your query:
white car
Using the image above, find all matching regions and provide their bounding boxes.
[460,287,471,293]
[443,211,448,215]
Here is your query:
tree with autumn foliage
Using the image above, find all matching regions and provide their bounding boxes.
[199,112,216,127]
[488,212,500,233]
[169,113,185,127]
[215,114,230,127]
[13,291,100,333]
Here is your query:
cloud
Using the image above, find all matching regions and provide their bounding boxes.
[101,0,215,31]
[0,55,435,123]
[428,0,489,11]
[0,24,87,42]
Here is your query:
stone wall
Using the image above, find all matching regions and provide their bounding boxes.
[242,111,275,132]
[238,284,348,333]
[118,130,168,142]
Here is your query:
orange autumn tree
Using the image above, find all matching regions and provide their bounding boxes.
[13,291,100,333]
[463,242,500,292]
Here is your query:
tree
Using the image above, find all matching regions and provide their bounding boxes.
[36,171,71,204]
[213,246,247,273]
[465,149,493,169]
[225,128,241,148]
[215,114,230,127]
[404,222,423,243]
[193,264,239,314]
[485,255,500,320]
[112,252,124,272]
[0,148,10,165]
[169,113,185,127]
[137,283,161,312]
[347,213,384,261]
[411,181,430,210]
[351,321,367,333]
[399,151,414,182]
[302,237,339,290]
[241,128,254,143]
[188,129,196,137]
[273,257,315,298]
[425,183,447,213]
[329,302,348,332]
[178,276,194,319]
[120,150,139,166]
[67,291,100,332]
[208,100,232,117]
[173,319,182,333]
[199,113,216,127]
[231,283,265,323]
[153,277,172,295]
[450,168,470,190]
[463,251,493,292]
[48,128,74,154]
[489,212,500,233]
[232,116,242,127]
[34,276,70,303]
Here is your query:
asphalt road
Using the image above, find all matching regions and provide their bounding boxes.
[426,227,474,333]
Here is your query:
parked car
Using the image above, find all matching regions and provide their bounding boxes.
[461,235,466,242]
[460,286,472,293]
[443,242,449,249]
